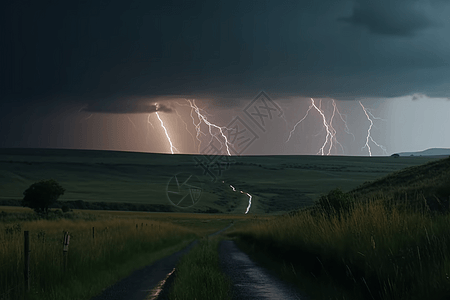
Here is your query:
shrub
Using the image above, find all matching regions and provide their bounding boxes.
[61,204,70,213]
[22,179,65,215]
[316,187,352,215]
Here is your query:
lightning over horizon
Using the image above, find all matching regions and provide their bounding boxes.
[359,101,388,156]
[287,98,351,155]
[155,111,179,154]
[183,100,233,156]
[77,96,398,157]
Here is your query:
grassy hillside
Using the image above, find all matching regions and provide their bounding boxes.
[230,156,450,299]
[350,155,450,212]
[0,148,444,214]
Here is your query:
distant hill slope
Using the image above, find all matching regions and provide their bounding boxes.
[350,155,450,211]
[0,148,447,214]
[393,148,450,157]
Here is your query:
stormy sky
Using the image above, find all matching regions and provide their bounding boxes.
[1,0,449,156]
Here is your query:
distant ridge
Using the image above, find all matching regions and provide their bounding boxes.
[392,148,450,157]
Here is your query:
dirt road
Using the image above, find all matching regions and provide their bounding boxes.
[91,224,308,300]
[219,240,310,300]
[91,223,234,300]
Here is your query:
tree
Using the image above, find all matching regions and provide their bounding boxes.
[22,179,65,214]
[316,187,352,216]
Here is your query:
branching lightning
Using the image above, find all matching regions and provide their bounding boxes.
[155,111,179,154]
[333,100,356,142]
[286,103,314,143]
[182,99,233,156]
[287,98,352,155]
[174,108,197,149]
[359,101,388,156]
[310,98,335,155]
[147,115,155,129]
[127,116,138,131]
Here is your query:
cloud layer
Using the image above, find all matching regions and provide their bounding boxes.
[339,0,434,36]
[81,101,173,114]
[1,0,449,107]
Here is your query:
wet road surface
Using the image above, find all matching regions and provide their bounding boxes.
[219,240,310,300]
[91,223,234,300]
[90,240,198,300]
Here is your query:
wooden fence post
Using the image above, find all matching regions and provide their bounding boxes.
[63,232,70,271]
[24,231,30,292]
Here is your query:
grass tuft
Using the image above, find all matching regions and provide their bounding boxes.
[169,236,231,300]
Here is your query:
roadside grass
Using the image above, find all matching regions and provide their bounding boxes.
[230,156,450,300]
[0,217,197,300]
[168,235,231,300]
[230,198,450,300]
[0,209,251,300]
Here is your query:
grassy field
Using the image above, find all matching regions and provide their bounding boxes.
[0,148,443,214]
[230,156,450,300]
[0,209,252,300]
[2,148,450,299]
[168,235,231,300]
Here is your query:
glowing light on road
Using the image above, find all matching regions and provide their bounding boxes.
[244,192,252,214]
[145,268,176,300]
[156,111,178,154]
[224,181,252,214]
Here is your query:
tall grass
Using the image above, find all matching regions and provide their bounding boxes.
[232,200,450,299]
[0,218,197,300]
[169,236,231,300]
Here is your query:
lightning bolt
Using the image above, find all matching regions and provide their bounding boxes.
[184,99,233,156]
[333,99,356,142]
[286,102,314,143]
[359,101,388,156]
[310,98,335,155]
[176,100,207,153]
[174,108,197,150]
[156,111,179,154]
[287,98,356,155]
[147,115,155,129]
[127,116,138,131]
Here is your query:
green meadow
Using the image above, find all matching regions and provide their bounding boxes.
[1,148,449,300]
[0,148,442,214]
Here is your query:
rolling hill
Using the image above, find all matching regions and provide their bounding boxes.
[393,147,450,157]
[0,148,446,214]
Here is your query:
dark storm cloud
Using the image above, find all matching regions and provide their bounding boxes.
[338,0,434,36]
[1,0,449,109]
[81,100,173,114]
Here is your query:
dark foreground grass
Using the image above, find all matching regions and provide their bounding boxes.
[231,200,450,300]
[168,236,231,300]
[0,218,197,300]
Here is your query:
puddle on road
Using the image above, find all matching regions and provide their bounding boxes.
[221,241,307,300]
[144,268,175,300]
